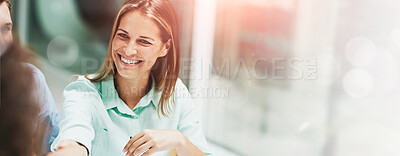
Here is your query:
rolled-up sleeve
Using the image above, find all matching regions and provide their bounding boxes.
[50,78,99,153]
[176,81,213,155]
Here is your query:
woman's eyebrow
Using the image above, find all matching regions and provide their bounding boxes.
[116,29,154,41]
[117,29,129,34]
[2,23,12,28]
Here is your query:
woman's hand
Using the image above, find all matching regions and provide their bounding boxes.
[123,129,184,156]
[46,140,88,156]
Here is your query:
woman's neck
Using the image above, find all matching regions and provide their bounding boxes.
[115,73,151,110]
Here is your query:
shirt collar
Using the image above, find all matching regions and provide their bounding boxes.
[101,75,161,113]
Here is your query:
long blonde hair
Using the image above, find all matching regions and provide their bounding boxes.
[86,0,181,118]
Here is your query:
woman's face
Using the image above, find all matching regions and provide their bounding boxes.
[111,10,170,79]
[0,2,13,56]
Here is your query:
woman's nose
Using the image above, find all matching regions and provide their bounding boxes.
[125,41,138,56]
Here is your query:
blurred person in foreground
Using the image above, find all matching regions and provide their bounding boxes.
[0,0,60,153]
[49,0,212,156]
[0,42,48,155]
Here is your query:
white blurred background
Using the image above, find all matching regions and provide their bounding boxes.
[9,0,400,155]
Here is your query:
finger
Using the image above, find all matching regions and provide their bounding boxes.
[132,141,152,156]
[124,129,152,152]
[123,131,145,152]
[141,147,156,156]
[126,136,148,155]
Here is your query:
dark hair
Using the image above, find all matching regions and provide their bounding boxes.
[0,42,46,156]
[0,0,11,11]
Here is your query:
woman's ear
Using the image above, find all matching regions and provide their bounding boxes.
[159,39,171,57]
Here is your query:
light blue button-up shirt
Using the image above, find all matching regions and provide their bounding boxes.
[26,63,60,152]
[51,75,212,156]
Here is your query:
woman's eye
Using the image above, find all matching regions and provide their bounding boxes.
[117,33,129,39]
[1,26,11,33]
[139,39,151,45]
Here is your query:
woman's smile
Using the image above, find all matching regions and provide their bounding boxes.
[116,53,144,67]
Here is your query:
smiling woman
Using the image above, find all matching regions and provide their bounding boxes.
[48,0,212,156]
[86,0,180,117]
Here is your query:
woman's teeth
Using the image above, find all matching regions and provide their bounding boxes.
[121,56,141,64]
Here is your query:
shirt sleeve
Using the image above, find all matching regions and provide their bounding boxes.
[176,79,213,156]
[50,77,99,154]
[26,63,60,152]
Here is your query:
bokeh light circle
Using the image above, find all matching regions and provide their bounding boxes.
[345,37,376,67]
[47,36,79,68]
[343,69,374,98]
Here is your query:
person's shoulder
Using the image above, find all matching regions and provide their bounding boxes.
[65,75,99,94]
[172,78,193,105]
[62,75,105,108]
[21,63,46,81]
[171,78,199,118]
[174,78,189,90]
[174,78,191,95]
[63,75,104,114]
